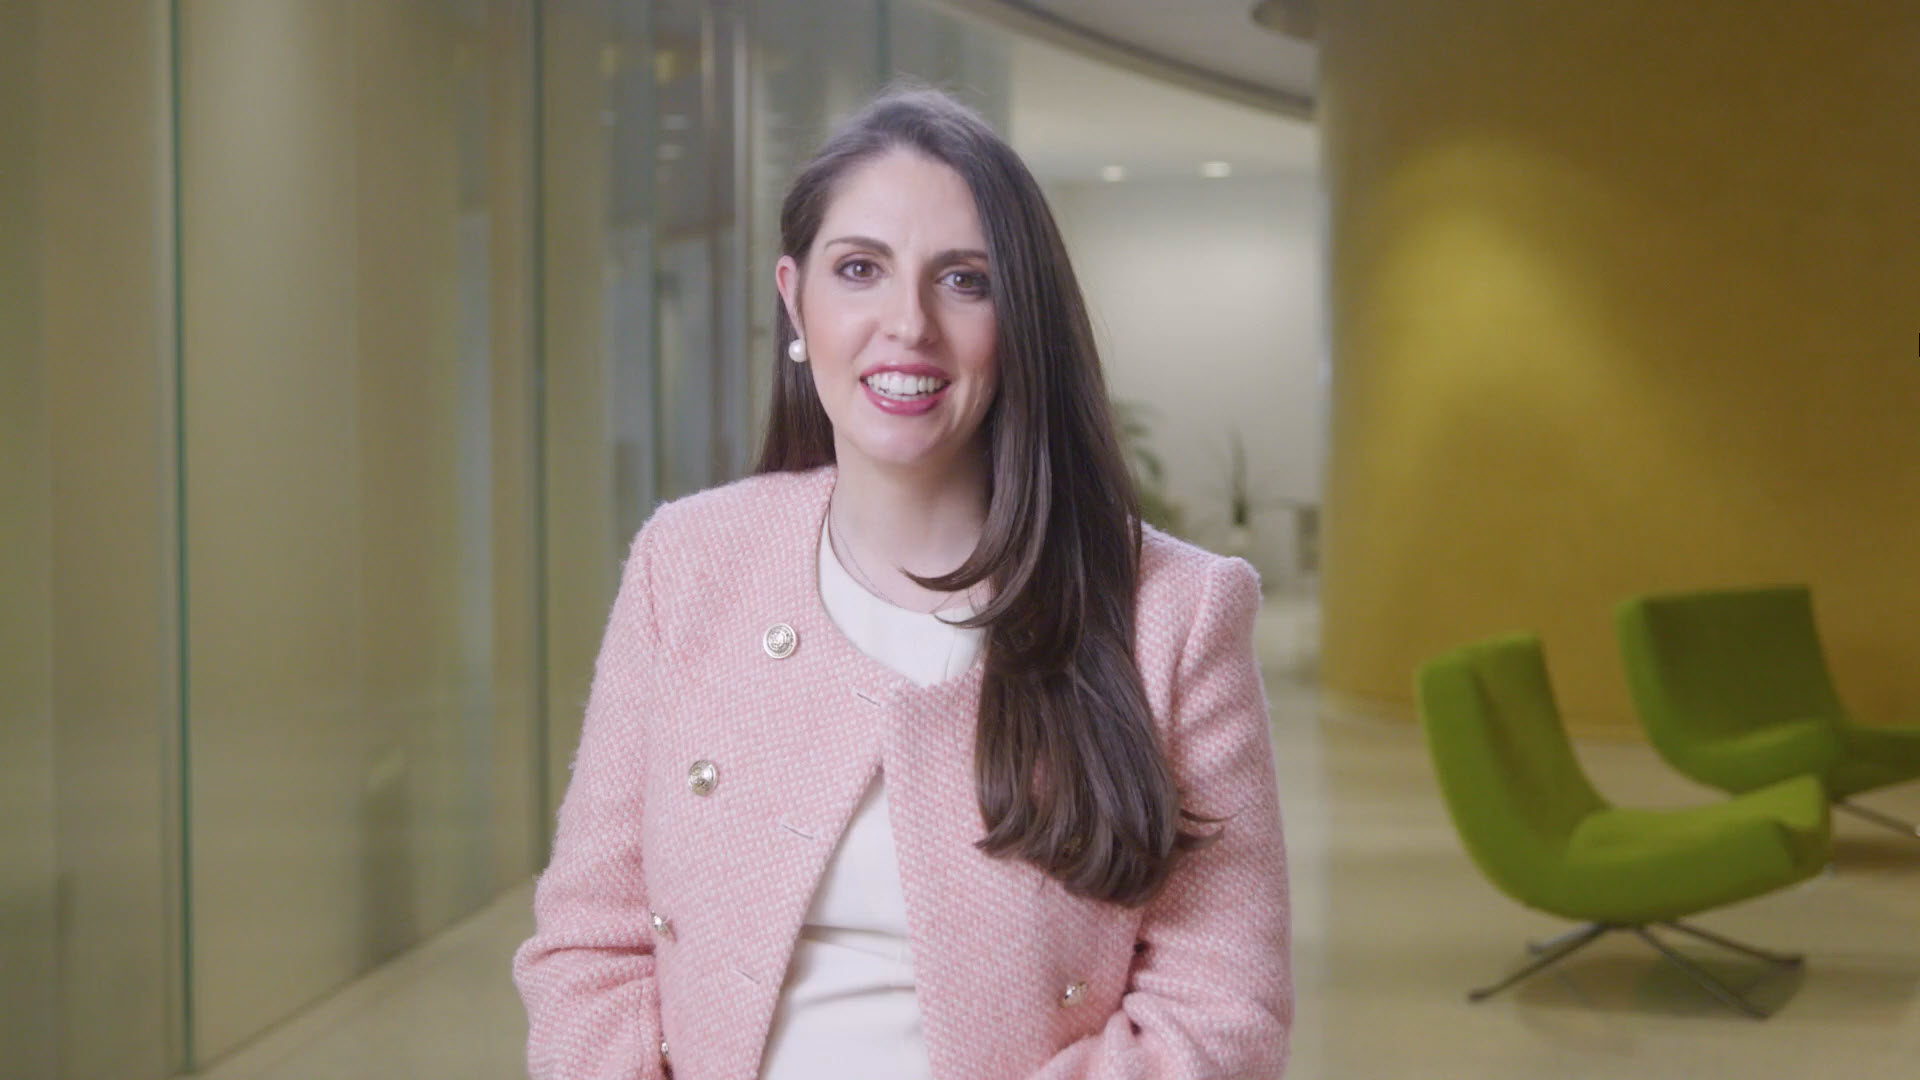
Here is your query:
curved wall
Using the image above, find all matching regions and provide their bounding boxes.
[1318,1,1920,734]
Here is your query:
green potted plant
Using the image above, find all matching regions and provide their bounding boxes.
[1112,397,1185,535]
[1219,429,1318,591]
[1224,429,1256,560]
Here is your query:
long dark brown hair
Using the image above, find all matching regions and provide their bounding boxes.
[755,86,1216,907]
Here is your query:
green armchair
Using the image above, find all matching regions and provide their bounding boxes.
[1417,633,1831,1017]
[1617,585,1920,837]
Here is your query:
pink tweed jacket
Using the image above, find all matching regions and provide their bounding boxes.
[513,466,1291,1080]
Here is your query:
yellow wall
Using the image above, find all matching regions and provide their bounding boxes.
[1318,1,1920,736]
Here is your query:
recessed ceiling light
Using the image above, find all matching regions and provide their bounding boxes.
[1100,165,1127,182]
[1201,161,1232,178]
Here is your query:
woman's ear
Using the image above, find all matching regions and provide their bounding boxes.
[775,255,804,337]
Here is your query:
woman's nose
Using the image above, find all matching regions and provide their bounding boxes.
[885,280,934,345]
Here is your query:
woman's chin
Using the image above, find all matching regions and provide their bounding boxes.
[838,434,968,475]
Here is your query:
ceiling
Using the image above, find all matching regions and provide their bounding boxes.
[936,0,1317,117]
[1005,29,1319,183]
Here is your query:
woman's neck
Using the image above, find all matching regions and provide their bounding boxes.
[828,449,989,609]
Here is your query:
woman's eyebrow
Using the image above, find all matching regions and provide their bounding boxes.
[823,235,988,263]
[824,234,892,255]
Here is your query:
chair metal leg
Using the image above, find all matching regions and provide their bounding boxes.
[1474,921,1803,1018]
[1661,920,1804,966]
[1469,923,1611,1002]
[1525,923,1607,955]
[1836,799,1920,838]
[1631,927,1769,1019]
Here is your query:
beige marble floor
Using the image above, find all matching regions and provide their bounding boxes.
[190,597,1920,1079]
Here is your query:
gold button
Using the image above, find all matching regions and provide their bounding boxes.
[649,911,674,940]
[1061,979,1088,1006]
[763,622,797,659]
[687,759,718,795]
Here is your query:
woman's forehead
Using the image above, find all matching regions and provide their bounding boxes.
[817,150,986,252]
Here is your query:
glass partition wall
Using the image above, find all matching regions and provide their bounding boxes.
[172,1,545,1063]
[1,4,182,1078]
[0,1,1009,1075]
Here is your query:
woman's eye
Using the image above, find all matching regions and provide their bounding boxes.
[944,270,989,297]
[837,258,879,281]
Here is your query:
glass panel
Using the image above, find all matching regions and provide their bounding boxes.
[745,0,887,441]
[538,0,656,830]
[884,0,1014,131]
[651,0,747,501]
[5,2,182,1077]
[175,0,538,1065]
[0,6,61,1075]
[537,0,754,810]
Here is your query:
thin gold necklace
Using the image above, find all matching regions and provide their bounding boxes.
[828,502,966,616]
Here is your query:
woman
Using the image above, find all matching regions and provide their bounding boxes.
[514,86,1291,1079]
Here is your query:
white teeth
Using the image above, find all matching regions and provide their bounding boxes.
[863,372,949,399]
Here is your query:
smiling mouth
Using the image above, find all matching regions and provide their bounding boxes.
[862,372,951,401]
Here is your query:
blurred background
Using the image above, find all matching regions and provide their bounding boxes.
[5,1,1918,1078]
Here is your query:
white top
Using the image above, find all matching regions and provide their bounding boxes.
[756,523,984,1079]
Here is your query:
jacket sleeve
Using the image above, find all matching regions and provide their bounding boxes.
[1030,557,1294,1080]
[513,525,669,1080]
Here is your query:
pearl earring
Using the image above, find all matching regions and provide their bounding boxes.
[787,337,808,364]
